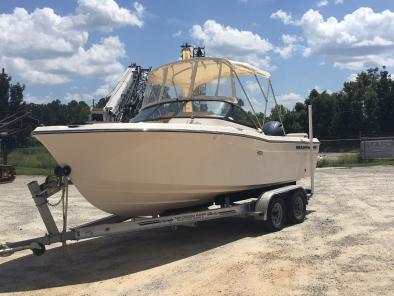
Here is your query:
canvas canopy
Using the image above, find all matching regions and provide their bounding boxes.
[147,57,270,88]
[142,57,271,108]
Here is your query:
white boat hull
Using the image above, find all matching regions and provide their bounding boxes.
[34,123,319,216]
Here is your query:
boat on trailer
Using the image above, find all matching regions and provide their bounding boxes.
[33,57,319,217]
[1,53,320,257]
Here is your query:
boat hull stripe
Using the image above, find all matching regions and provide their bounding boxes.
[32,128,319,145]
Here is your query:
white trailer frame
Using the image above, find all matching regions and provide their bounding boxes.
[0,177,310,257]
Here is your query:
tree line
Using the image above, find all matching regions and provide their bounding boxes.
[269,67,394,138]
[1,67,394,143]
[0,69,90,126]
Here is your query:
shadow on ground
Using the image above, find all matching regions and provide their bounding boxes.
[0,218,271,292]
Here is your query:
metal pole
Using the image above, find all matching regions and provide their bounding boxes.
[254,74,269,127]
[308,105,315,194]
[269,79,286,135]
[1,139,7,165]
[263,83,270,127]
[233,71,262,129]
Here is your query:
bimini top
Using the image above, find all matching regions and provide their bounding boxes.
[141,57,271,109]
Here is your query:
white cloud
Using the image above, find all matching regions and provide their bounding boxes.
[93,84,112,98]
[50,36,126,78]
[275,45,295,59]
[190,20,274,69]
[277,92,304,108]
[64,92,95,103]
[335,0,344,4]
[2,36,126,85]
[274,34,303,59]
[270,10,298,25]
[272,7,394,70]
[245,80,261,94]
[64,83,115,103]
[0,1,144,85]
[302,47,312,57]
[281,34,301,44]
[317,0,329,8]
[75,0,144,31]
[347,73,358,82]
[172,30,182,38]
[309,85,333,94]
[25,93,54,104]
[0,7,87,60]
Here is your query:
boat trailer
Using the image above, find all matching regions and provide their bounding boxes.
[0,171,312,257]
[0,106,316,257]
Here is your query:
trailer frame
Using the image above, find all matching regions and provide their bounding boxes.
[0,175,310,257]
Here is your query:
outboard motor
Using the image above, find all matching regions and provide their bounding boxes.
[263,121,285,136]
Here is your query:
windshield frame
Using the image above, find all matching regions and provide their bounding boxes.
[140,58,286,135]
[131,100,259,129]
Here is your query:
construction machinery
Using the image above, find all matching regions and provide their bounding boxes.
[90,44,205,122]
[90,63,151,122]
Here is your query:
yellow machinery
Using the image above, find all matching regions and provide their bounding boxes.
[180,43,205,112]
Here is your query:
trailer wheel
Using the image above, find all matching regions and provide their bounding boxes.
[264,197,285,232]
[31,243,46,256]
[287,190,306,224]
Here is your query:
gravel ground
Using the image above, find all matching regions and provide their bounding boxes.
[0,166,393,296]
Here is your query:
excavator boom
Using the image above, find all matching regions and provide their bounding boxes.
[90,64,150,122]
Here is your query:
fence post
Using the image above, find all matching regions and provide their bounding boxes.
[308,105,314,194]
[1,139,7,165]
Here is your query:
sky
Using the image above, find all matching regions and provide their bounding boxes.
[1,0,394,111]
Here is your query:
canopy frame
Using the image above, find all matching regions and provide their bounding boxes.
[141,57,286,134]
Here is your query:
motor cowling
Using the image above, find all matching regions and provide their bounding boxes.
[263,121,285,136]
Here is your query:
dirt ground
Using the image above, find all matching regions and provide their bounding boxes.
[0,166,393,296]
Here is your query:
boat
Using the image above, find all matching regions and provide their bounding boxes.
[33,57,320,217]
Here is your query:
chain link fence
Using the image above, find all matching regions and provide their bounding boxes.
[318,136,394,166]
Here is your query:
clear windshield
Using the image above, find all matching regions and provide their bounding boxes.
[131,100,258,128]
[140,58,282,131]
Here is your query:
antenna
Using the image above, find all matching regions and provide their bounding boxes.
[180,43,192,60]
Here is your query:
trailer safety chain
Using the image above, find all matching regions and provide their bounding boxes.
[47,189,65,207]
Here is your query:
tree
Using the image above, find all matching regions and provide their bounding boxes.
[277,67,394,138]
[0,69,26,118]
[0,68,11,117]
[9,83,25,114]
[66,100,90,124]
[376,67,394,134]
[95,96,110,108]
[269,104,288,123]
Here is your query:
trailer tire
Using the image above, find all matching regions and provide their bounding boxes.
[31,243,46,256]
[264,197,285,232]
[287,190,306,224]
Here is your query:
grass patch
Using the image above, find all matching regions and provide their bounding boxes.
[15,166,53,175]
[318,153,394,168]
[7,145,57,175]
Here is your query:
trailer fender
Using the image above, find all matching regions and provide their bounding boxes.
[254,185,304,221]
